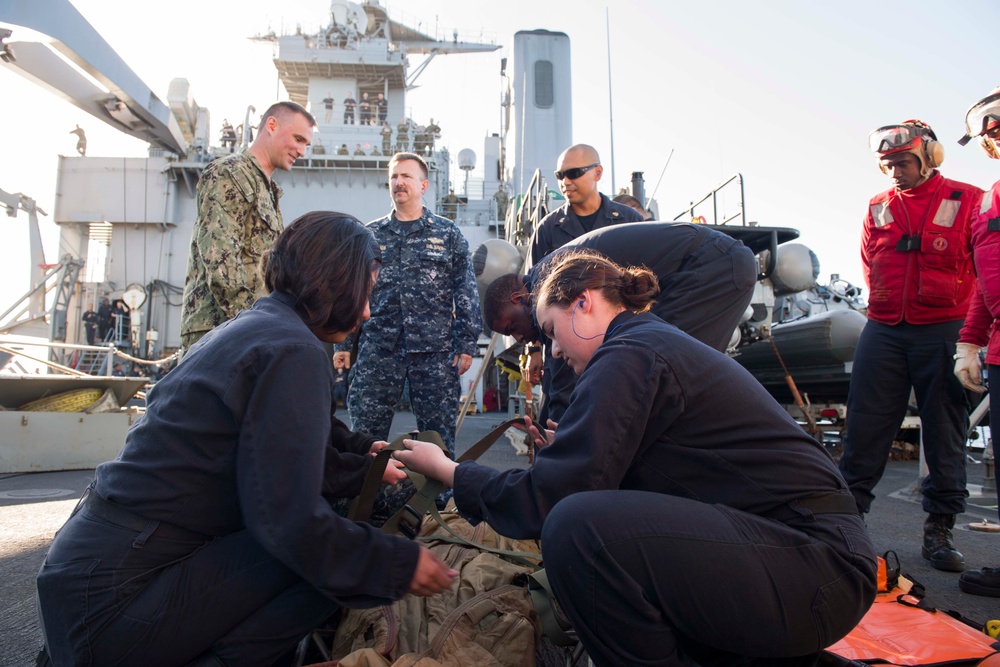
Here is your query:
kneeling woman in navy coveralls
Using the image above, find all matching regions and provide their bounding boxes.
[397,249,878,666]
[36,212,456,666]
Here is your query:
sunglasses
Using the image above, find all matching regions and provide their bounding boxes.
[555,163,599,181]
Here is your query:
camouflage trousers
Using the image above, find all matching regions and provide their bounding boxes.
[347,345,460,457]
[328,480,420,527]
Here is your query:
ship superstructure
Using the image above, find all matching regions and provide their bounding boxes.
[0,0,510,357]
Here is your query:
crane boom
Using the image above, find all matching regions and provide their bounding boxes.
[0,0,187,154]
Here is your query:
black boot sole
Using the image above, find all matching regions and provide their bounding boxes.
[958,578,1000,597]
[921,545,965,572]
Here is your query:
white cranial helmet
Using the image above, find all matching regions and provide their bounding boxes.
[472,239,524,293]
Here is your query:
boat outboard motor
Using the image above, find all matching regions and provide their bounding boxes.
[770,243,820,296]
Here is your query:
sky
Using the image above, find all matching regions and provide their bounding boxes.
[1,0,999,314]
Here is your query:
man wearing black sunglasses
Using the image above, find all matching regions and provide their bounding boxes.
[529,144,643,268]
[523,144,643,425]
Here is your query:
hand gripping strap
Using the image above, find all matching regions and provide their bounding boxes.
[346,431,437,524]
[349,418,527,534]
[381,418,527,538]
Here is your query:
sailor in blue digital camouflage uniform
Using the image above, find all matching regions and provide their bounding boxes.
[335,152,482,459]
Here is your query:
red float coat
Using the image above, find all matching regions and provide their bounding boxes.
[861,171,981,325]
[959,181,1000,364]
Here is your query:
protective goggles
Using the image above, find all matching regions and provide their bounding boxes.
[555,163,599,180]
[868,125,927,154]
[958,91,1000,145]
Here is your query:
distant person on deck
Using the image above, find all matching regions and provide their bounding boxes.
[343,92,356,124]
[69,125,87,157]
[493,184,509,221]
[97,297,111,340]
[441,189,460,221]
[396,117,410,151]
[82,306,99,346]
[425,118,441,152]
[179,101,316,350]
[322,93,334,124]
[381,121,392,154]
[376,92,388,124]
[838,119,982,573]
[360,92,371,125]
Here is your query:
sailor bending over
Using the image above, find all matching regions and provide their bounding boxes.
[481,221,756,424]
[397,249,876,666]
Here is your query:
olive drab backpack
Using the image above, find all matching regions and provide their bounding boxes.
[327,508,544,667]
[299,420,580,667]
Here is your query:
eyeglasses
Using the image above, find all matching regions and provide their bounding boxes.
[555,163,599,181]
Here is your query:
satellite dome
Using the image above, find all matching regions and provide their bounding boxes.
[458,148,476,171]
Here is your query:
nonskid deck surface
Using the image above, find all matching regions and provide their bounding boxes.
[0,413,996,665]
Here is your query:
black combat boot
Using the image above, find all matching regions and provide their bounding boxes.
[921,513,965,572]
[958,566,1000,597]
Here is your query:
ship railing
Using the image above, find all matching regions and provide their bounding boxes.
[672,173,746,227]
[282,37,398,66]
[0,338,115,377]
[507,169,548,247]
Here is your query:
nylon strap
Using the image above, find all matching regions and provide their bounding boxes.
[528,569,577,647]
[347,431,443,524]
[420,503,542,569]
[349,418,527,532]
[380,418,527,538]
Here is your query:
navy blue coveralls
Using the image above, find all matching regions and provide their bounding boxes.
[36,293,420,666]
[455,312,877,666]
[535,222,758,425]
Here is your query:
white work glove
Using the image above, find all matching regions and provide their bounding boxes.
[954,343,986,393]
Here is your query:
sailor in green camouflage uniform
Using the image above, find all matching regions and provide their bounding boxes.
[335,152,481,458]
[396,118,410,152]
[180,102,316,349]
[381,121,392,154]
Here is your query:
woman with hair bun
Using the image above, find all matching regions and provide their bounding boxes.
[37,212,456,666]
[397,248,877,666]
